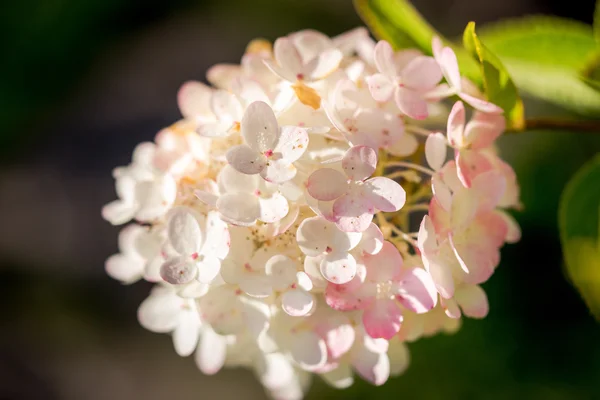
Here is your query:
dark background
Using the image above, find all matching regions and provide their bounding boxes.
[1,0,600,399]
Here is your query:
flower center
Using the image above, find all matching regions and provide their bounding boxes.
[375,280,394,299]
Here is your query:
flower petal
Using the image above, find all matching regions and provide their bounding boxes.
[282,289,314,316]
[395,86,428,120]
[266,255,298,290]
[373,40,397,77]
[387,132,419,157]
[363,177,406,212]
[201,211,230,260]
[425,132,447,171]
[321,364,354,389]
[350,337,390,386]
[226,145,266,175]
[168,208,203,255]
[342,145,377,181]
[455,284,489,318]
[456,149,493,188]
[289,331,327,371]
[260,158,297,183]
[333,192,374,233]
[359,223,384,255]
[447,101,466,147]
[366,73,394,102]
[217,193,260,226]
[241,101,279,153]
[137,290,182,333]
[459,92,503,114]
[320,252,357,284]
[308,48,343,80]
[388,340,410,376]
[401,56,442,91]
[173,312,201,357]
[196,256,222,283]
[363,299,403,339]
[177,80,212,119]
[102,200,136,226]
[275,126,309,163]
[160,257,198,285]
[195,327,227,375]
[307,168,347,201]
[273,37,303,77]
[364,241,403,282]
[464,112,506,149]
[396,268,438,313]
[258,192,289,223]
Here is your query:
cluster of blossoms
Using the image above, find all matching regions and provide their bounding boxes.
[103,28,521,399]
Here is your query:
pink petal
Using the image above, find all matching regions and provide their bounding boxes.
[447,101,466,147]
[373,40,397,77]
[471,170,507,213]
[363,299,403,340]
[396,268,438,313]
[394,87,428,120]
[177,81,212,118]
[307,168,347,201]
[437,46,461,90]
[456,149,493,188]
[366,73,394,102]
[320,252,358,284]
[260,159,297,183]
[363,241,403,282]
[241,101,279,153]
[425,132,447,171]
[425,253,455,299]
[465,112,506,149]
[455,284,489,318]
[496,210,521,244]
[275,126,309,163]
[316,315,356,360]
[342,145,377,181]
[363,176,406,212]
[431,174,452,211]
[401,56,442,90]
[226,145,266,175]
[459,92,503,114]
[333,192,375,233]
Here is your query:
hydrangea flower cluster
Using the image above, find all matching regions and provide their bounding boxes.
[102,28,521,399]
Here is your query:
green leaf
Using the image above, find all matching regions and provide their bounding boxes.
[353,0,480,81]
[473,16,600,116]
[463,22,524,130]
[559,154,600,321]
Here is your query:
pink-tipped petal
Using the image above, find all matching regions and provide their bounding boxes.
[333,193,375,233]
[401,56,443,91]
[363,177,406,212]
[366,73,394,102]
[395,87,428,120]
[363,241,403,282]
[363,299,403,339]
[320,252,358,284]
[455,284,489,318]
[447,101,466,147]
[307,168,347,201]
[456,149,493,188]
[459,92,503,114]
[373,40,397,77]
[396,268,438,313]
[342,145,378,181]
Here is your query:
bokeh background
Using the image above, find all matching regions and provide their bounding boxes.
[2,0,600,399]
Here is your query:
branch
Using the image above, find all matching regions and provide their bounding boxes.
[522,118,600,133]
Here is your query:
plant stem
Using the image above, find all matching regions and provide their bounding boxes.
[522,118,600,133]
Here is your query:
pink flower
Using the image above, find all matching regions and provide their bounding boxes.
[325,241,437,340]
[431,37,503,114]
[307,145,406,232]
[366,40,442,120]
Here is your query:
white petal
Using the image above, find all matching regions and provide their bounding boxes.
[258,192,289,223]
[168,208,202,255]
[431,174,452,211]
[320,252,357,284]
[102,200,136,226]
[206,63,240,89]
[308,48,343,80]
[160,257,197,285]
[424,132,447,171]
[388,340,410,376]
[360,223,384,255]
[342,145,377,181]
[211,89,243,121]
[260,159,297,183]
[105,254,144,284]
[289,331,327,371]
[275,126,309,163]
[201,211,230,260]
[266,255,298,290]
[217,193,260,226]
[137,291,181,333]
[274,37,303,78]
[307,168,347,201]
[258,353,296,391]
[196,256,222,283]
[387,132,418,157]
[173,312,201,356]
[351,340,390,386]
[218,164,260,193]
[195,327,227,375]
[363,177,407,212]
[282,289,314,316]
[455,284,489,318]
[395,86,428,120]
[226,145,266,175]
[242,101,279,153]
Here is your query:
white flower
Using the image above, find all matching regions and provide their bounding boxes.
[266,255,315,316]
[160,207,230,285]
[226,101,309,183]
